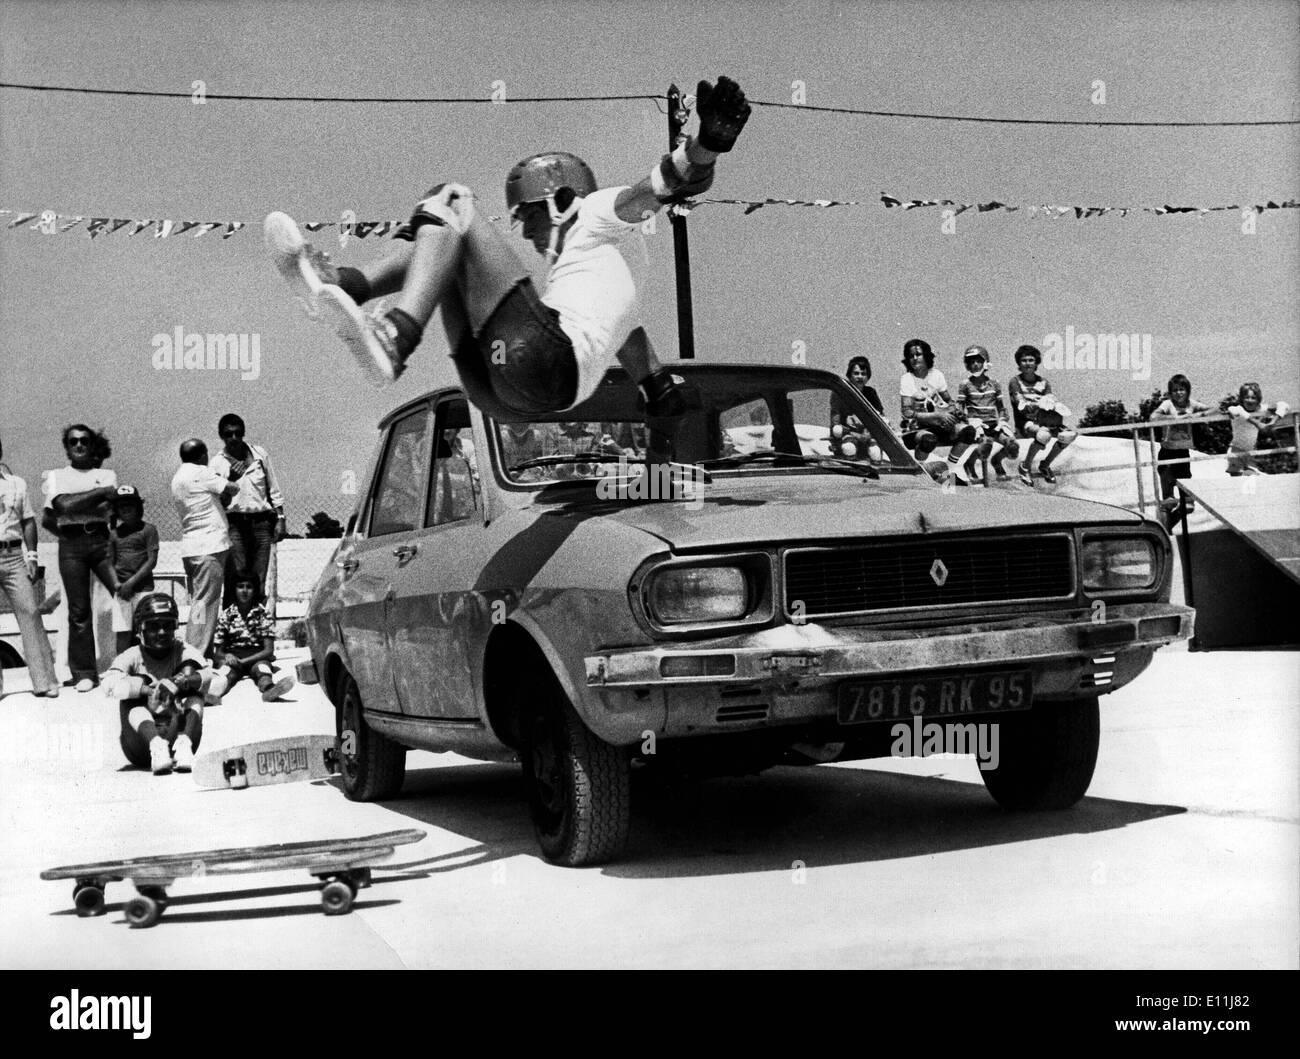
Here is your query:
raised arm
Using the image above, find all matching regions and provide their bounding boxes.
[614,76,750,223]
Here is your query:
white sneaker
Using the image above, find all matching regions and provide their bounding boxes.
[316,286,406,387]
[264,211,339,320]
[149,736,174,775]
[74,678,96,693]
[260,675,296,702]
[172,735,195,773]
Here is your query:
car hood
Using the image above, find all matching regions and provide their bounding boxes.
[543,473,1142,551]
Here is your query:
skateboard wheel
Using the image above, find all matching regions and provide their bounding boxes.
[320,879,354,916]
[125,894,164,928]
[73,884,106,917]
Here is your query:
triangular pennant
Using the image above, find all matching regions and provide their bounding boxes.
[154,219,175,238]
[86,218,112,238]
[8,212,37,228]
[303,222,329,233]
[192,222,222,237]
[110,219,132,234]
[130,219,154,236]
[222,222,245,238]
[172,221,200,236]
[354,221,379,239]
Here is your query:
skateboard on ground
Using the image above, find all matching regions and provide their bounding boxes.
[41,828,425,927]
[191,733,339,790]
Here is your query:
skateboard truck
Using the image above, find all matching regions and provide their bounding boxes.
[222,756,249,789]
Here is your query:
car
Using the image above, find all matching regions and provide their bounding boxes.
[299,363,1193,866]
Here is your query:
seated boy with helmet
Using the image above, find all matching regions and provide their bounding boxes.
[956,345,1018,482]
[102,594,222,775]
[265,77,750,452]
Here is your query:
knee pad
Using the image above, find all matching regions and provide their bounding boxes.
[1034,427,1053,446]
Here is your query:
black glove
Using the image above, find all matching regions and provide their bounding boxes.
[695,76,750,153]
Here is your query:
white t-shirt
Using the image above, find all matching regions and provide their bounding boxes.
[899,368,950,411]
[171,463,231,557]
[541,186,647,407]
[42,466,118,526]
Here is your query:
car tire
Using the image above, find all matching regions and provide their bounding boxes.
[522,679,631,867]
[337,674,406,802]
[979,695,1100,811]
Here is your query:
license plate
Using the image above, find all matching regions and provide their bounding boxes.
[837,671,1033,725]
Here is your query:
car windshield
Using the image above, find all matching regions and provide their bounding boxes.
[492,365,918,487]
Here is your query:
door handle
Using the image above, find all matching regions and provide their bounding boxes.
[392,543,418,563]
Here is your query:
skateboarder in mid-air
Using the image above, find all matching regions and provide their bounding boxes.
[102,595,223,774]
[264,76,750,432]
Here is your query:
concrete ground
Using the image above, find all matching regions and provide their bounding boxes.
[0,643,1295,969]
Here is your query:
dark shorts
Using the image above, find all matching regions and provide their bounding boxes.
[1159,447,1192,481]
[452,280,579,419]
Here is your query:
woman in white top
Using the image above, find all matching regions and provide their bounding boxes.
[898,339,980,469]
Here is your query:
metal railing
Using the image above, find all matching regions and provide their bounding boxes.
[1064,412,1298,514]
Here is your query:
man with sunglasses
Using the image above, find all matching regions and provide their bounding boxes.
[41,425,118,691]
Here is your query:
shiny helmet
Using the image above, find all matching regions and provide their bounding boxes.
[505,152,597,260]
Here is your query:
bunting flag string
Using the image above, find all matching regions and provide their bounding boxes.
[2,193,1297,242]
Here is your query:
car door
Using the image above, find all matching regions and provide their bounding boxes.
[336,403,434,716]
[389,395,487,720]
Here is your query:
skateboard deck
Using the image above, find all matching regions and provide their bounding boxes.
[41,828,425,927]
[191,733,338,790]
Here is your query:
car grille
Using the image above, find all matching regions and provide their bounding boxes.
[783,535,1074,617]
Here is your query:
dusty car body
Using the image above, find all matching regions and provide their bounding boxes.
[301,363,1193,865]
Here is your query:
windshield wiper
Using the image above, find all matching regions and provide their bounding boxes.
[508,454,713,484]
[698,451,879,479]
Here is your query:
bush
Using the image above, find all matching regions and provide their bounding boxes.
[1079,398,1139,439]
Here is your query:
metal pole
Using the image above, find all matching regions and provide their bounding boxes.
[1148,427,1162,507]
[667,83,696,360]
[1131,428,1147,516]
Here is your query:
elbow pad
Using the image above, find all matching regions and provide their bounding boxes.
[650,143,715,203]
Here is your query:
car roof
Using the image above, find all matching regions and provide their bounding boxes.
[378,363,848,428]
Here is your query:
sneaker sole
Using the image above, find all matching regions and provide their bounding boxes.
[264,211,323,320]
[261,676,295,702]
[316,286,398,387]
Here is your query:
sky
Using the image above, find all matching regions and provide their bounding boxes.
[1,0,1297,532]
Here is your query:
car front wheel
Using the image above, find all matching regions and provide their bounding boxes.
[337,674,406,801]
[522,680,631,867]
[979,695,1100,811]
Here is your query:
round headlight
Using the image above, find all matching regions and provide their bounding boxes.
[648,566,749,625]
[1082,538,1156,591]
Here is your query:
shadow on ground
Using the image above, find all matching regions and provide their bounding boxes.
[353,761,1187,880]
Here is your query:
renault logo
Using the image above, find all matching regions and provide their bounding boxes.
[930,559,949,586]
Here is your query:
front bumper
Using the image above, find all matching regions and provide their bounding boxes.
[585,602,1193,690]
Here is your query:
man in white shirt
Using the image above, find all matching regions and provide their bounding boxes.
[171,439,239,653]
[42,425,119,691]
[264,76,750,435]
[0,435,59,697]
[210,412,286,606]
